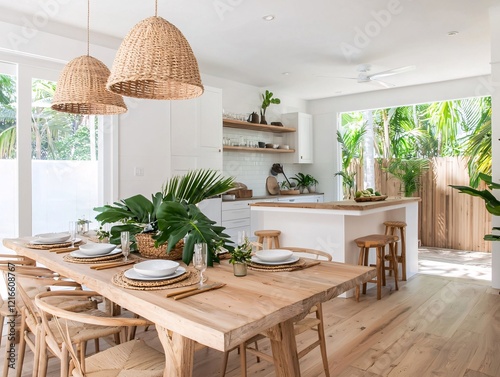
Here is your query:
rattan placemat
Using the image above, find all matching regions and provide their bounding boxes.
[248,258,309,272]
[112,269,203,291]
[26,240,84,250]
[63,253,124,264]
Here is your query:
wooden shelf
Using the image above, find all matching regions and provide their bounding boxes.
[223,146,295,153]
[223,118,296,133]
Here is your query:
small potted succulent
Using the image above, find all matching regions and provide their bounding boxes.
[228,235,253,276]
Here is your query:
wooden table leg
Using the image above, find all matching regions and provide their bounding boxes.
[157,325,195,377]
[267,319,301,377]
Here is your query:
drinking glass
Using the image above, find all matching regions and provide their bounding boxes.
[121,231,130,261]
[68,221,77,247]
[193,243,208,286]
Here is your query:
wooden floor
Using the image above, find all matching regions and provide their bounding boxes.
[1,250,498,377]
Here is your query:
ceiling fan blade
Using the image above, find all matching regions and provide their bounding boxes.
[368,65,416,80]
[371,79,395,88]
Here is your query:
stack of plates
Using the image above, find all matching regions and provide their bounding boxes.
[251,249,299,265]
[31,232,71,245]
[125,260,186,281]
[70,243,120,259]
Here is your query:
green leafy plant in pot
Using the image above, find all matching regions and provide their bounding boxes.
[94,169,236,264]
[228,235,253,276]
[260,90,280,125]
[292,173,319,194]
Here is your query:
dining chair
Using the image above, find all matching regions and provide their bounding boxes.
[0,257,91,377]
[35,290,165,377]
[223,247,332,377]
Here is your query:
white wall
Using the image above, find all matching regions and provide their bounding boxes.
[308,75,494,201]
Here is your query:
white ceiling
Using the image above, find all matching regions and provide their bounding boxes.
[0,0,495,100]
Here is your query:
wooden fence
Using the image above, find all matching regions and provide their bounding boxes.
[352,157,491,252]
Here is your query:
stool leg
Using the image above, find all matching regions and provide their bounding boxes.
[381,245,387,287]
[362,247,369,295]
[376,247,383,300]
[274,236,280,249]
[257,236,264,250]
[266,237,272,250]
[400,226,407,281]
[390,242,399,291]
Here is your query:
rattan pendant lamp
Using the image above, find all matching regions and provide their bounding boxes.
[51,0,127,115]
[106,0,204,100]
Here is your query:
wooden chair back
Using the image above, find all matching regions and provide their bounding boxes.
[283,247,333,261]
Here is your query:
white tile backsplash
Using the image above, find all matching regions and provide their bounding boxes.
[223,129,303,196]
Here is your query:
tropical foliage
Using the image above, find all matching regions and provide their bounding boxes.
[450,173,500,241]
[340,96,491,190]
[94,169,236,265]
[0,74,98,160]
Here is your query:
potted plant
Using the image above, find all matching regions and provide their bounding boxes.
[260,90,280,125]
[94,169,235,263]
[291,173,319,194]
[228,235,253,276]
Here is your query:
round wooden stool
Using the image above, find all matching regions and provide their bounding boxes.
[354,234,399,301]
[384,220,407,281]
[254,230,281,249]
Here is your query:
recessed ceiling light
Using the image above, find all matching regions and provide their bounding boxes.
[282,72,290,76]
[263,15,275,21]
[447,31,459,36]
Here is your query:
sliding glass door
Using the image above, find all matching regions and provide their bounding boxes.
[0,56,116,246]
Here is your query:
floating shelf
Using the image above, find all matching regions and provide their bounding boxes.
[223,146,295,153]
[223,118,296,133]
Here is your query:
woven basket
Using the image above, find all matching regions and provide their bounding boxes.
[52,55,127,115]
[107,16,204,100]
[135,233,184,260]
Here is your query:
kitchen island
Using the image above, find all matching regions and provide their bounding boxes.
[251,197,420,294]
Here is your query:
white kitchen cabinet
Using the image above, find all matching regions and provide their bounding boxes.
[170,86,223,175]
[276,194,324,203]
[281,112,313,164]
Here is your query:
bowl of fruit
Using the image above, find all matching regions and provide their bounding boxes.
[354,188,387,202]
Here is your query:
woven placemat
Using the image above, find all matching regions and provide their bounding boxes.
[248,258,308,272]
[112,269,203,291]
[63,253,124,264]
[26,240,84,250]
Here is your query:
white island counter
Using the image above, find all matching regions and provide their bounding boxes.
[251,197,420,291]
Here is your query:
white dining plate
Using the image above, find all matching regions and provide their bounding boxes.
[251,255,300,266]
[124,266,187,281]
[31,232,71,244]
[134,260,179,277]
[30,237,82,245]
[70,248,122,259]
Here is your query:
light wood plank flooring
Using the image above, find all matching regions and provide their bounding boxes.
[1,252,498,377]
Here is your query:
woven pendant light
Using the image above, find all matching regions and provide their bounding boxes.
[106,1,204,100]
[51,0,127,115]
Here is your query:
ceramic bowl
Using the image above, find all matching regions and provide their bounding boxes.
[255,249,293,262]
[134,260,180,277]
[79,243,116,256]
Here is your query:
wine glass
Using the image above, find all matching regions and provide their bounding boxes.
[193,243,208,286]
[120,231,130,261]
[68,221,77,247]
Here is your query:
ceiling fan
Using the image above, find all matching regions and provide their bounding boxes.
[324,64,416,88]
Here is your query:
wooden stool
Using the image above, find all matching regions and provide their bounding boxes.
[354,234,399,300]
[254,230,281,249]
[384,220,407,281]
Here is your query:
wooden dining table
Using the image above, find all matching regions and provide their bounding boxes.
[4,237,376,377]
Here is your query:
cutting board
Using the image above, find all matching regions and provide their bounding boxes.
[266,176,279,195]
